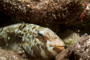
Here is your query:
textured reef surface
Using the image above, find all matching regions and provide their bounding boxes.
[0,0,90,60]
[0,48,25,60]
[0,0,87,37]
[56,35,90,60]
[0,0,85,25]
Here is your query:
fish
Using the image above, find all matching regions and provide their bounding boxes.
[0,23,64,60]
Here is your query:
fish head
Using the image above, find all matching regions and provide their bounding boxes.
[38,28,65,52]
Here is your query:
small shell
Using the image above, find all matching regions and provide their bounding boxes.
[0,23,64,60]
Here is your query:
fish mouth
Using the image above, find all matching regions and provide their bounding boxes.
[55,46,64,50]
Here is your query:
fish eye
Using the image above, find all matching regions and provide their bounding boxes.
[38,30,44,36]
[38,33,43,36]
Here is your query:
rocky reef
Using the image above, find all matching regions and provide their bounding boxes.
[56,35,90,60]
[0,48,25,60]
[0,0,86,26]
[0,0,88,36]
[0,0,90,60]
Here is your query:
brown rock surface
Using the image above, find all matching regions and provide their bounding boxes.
[56,35,90,60]
[0,0,86,25]
[0,48,26,60]
[0,0,88,36]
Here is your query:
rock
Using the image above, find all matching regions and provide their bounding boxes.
[0,0,88,37]
[55,48,69,60]
[56,35,90,60]
[0,23,64,60]
[60,29,81,46]
[0,48,25,60]
[0,0,85,25]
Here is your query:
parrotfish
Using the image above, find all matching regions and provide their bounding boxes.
[0,23,64,60]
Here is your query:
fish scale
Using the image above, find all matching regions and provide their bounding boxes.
[0,23,64,60]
